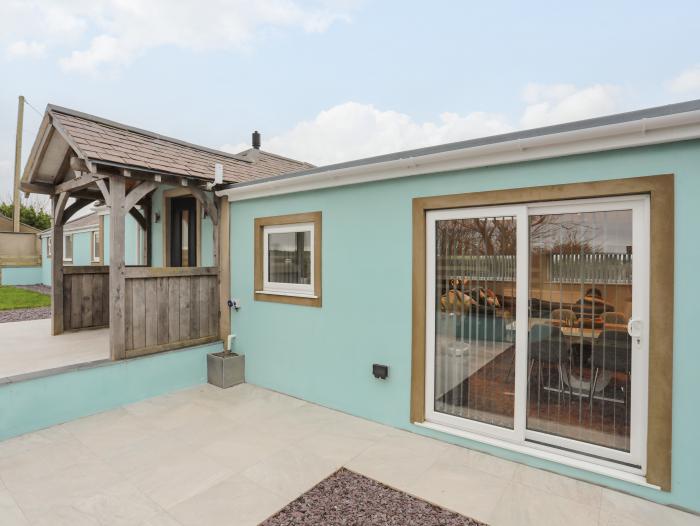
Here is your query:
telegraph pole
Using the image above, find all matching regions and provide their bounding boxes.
[13,95,25,232]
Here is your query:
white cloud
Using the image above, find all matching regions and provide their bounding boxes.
[520,83,620,128]
[5,40,46,59]
[667,65,700,95]
[0,0,355,73]
[221,83,623,166]
[222,101,514,165]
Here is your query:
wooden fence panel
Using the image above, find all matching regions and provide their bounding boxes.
[123,267,219,358]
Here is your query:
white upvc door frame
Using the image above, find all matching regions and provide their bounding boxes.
[425,204,528,444]
[424,195,650,475]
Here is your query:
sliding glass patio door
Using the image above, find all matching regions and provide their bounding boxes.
[425,196,649,471]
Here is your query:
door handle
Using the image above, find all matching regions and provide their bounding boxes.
[627,319,643,345]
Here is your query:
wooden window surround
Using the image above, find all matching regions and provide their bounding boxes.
[63,233,73,262]
[97,214,104,264]
[411,174,674,490]
[162,187,202,267]
[254,211,322,307]
[90,230,100,264]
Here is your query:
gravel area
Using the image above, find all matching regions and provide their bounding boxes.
[0,306,51,324]
[0,285,51,324]
[260,468,486,526]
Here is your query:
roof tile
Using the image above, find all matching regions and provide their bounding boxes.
[50,108,313,183]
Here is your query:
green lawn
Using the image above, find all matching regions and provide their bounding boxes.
[0,286,51,311]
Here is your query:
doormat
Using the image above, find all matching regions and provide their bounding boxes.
[259,467,487,526]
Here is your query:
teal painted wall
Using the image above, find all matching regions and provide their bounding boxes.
[71,231,93,265]
[0,266,42,285]
[103,214,142,265]
[0,341,222,441]
[230,140,700,512]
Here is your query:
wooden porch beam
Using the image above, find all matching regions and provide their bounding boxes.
[124,181,157,212]
[143,195,152,267]
[20,181,54,195]
[62,198,93,225]
[96,179,110,206]
[128,207,148,232]
[51,194,64,335]
[55,173,107,195]
[217,196,230,342]
[109,175,126,361]
[189,186,219,225]
[53,192,69,226]
[69,156,90,174]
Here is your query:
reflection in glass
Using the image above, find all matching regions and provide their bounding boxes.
[268,231,311,284]
[527,210,633,451]
[434,216,517,429]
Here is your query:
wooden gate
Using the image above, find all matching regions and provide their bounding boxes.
[62,266,110,330]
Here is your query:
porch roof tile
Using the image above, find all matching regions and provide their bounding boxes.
[48,105,314,184]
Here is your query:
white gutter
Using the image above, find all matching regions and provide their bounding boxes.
[218,109,700,202]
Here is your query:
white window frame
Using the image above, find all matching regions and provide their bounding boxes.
[47,236,52,258]
[262,222,315,297]
[63,233,73,262]
[424,195,650,477]
[92,230,100,263]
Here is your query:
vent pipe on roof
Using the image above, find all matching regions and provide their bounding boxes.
[252,130,261,150]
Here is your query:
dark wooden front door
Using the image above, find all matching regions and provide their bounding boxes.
[170,196,197,267]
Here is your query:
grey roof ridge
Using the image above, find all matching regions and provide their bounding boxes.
[236,147,316,168]
[46,104,254,164]
[223,98,700,190]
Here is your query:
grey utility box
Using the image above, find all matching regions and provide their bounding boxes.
[207,352,245,389]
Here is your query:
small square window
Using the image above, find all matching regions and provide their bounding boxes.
[255,212,321,307]
[63,234,73,262]
[92,231,100,263]
[263,223,314,295]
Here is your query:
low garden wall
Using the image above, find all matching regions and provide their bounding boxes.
[0,265,43,286]
[0,340,223,441]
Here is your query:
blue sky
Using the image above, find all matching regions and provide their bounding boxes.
[1,1,700,200]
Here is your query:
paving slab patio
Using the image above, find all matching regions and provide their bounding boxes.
[0,318,109,379]
[0,383,697,526]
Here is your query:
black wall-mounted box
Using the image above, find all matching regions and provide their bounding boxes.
[372,363,389,379]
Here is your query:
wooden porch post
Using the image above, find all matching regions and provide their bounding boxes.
[217,196,230,342]
[144,195,153,267]
[51,194,64,335]
[109,176,126,360]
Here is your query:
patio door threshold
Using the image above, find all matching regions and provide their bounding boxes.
[415,420,657,489]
